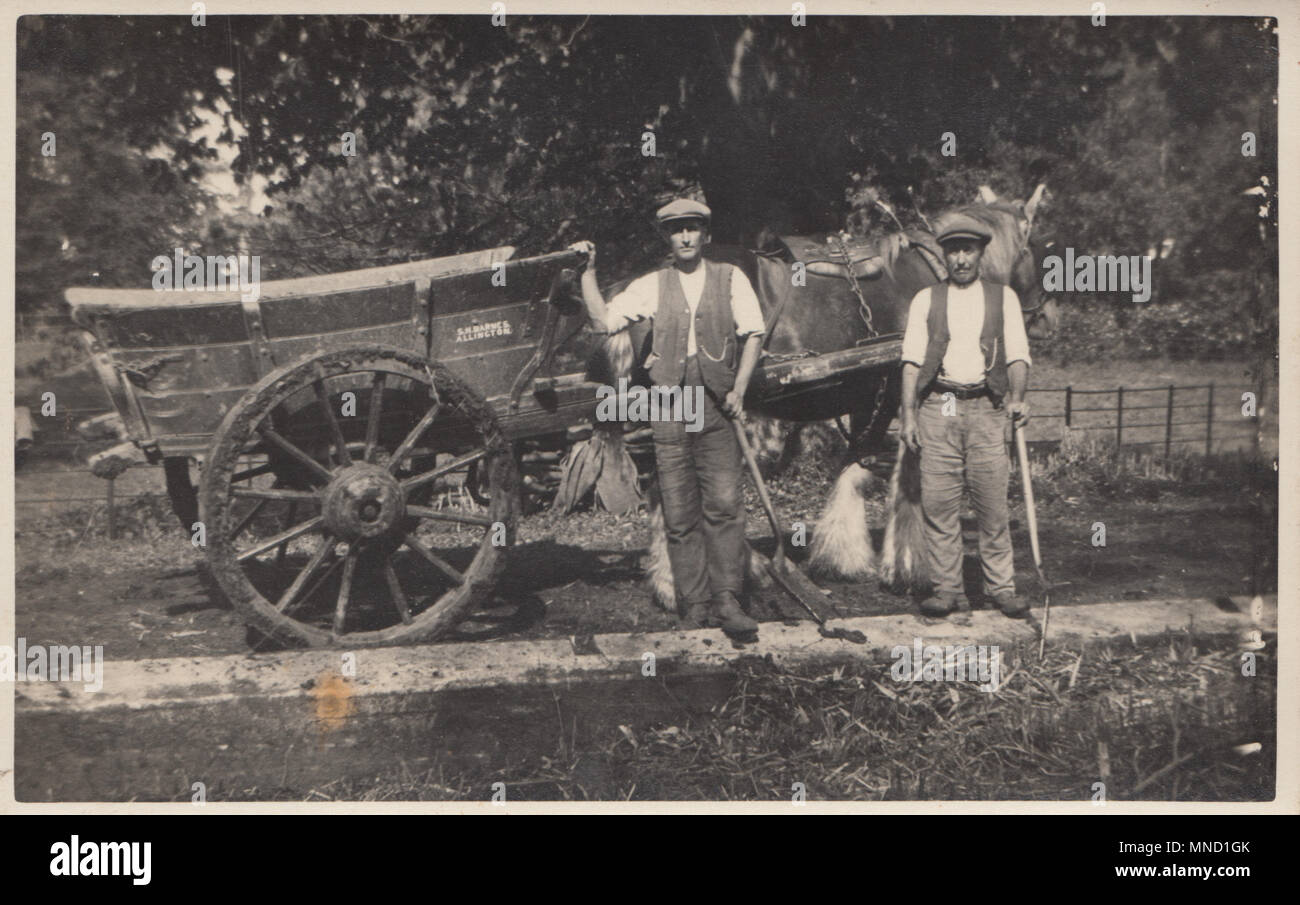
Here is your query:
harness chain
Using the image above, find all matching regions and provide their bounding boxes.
[830,234,877,340]
[826,210,1035,450]
[830,234,891,448]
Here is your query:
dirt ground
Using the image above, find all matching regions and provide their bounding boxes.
[14,350,1275,661]
[14,450,1274,661]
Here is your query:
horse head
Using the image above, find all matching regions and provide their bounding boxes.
[750,183,1057,367]
[967,183,1059,339]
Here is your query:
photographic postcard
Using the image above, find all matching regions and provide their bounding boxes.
[1,0,1294,823]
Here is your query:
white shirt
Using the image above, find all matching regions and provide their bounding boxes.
[605,263,766,356]
[900,281,1032,385]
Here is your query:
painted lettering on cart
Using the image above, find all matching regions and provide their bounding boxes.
[455,320,513,343]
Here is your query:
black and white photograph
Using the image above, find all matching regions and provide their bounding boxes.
[4,0,1292,821]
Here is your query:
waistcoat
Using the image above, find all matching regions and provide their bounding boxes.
[648,261,736,397]
[915,278,1009,402]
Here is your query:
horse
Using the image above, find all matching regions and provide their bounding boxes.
[594,184,1057,611]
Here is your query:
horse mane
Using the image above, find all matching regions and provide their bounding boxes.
[866,199,1024,282]
[952,200,1024,229]
[875,231,915,280]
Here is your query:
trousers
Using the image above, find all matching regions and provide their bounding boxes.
[917,392,1016,599]
[651,355,745,608]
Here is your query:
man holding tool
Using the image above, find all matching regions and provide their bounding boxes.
[898,211,1034,620]
[570,198,766,640]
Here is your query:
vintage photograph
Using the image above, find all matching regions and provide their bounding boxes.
[8,6,1282,807]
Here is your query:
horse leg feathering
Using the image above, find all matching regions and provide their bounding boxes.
[807,461,878,579]
[880,437,928,590]
[643,478,679,611]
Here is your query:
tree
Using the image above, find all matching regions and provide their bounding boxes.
[17,13,1277,364]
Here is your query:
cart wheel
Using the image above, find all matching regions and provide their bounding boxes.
[200,346,517,647]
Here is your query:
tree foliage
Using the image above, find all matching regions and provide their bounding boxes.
[16,14,1277,360]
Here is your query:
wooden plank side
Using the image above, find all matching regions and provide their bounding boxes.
[90,303,249,349]
[135,387,249,440]
[494,380,602,440]
[265,323,424,368]
[438,347,539,402]
[427,300,542,361]
[428,255,569,317]
[259,282,415,339]
[113,344,260,397]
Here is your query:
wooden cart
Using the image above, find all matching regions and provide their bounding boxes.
[67,244,902,647]
[66,247,609,647]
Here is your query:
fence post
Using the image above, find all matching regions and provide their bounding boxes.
[1064,386,1072,428]
[1116,386,1124,447]
[1205,382,1215,457]
[1165,385,1175,459]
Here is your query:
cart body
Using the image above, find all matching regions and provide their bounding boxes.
[66,246,601,462]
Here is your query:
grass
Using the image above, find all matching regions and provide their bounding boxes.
[1026,427,1273,503]
[16,405,1276,586]
[210,634,1275,802]
[13,353,1277,802]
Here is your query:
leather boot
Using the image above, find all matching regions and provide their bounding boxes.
[919,593,960,618]
[992,592,1032,619]
[710,591,759,639]
[681,601,712,629]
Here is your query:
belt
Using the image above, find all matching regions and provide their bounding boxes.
[932,381,989,400]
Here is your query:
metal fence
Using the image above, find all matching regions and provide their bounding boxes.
[1025,382,1262,457]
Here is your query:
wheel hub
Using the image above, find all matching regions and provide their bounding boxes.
[321,464,406,540]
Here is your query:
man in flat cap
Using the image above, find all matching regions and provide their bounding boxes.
[898,211,1033,619]
[569,199,766,640]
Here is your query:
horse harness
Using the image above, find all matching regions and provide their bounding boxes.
[758,233,892,445]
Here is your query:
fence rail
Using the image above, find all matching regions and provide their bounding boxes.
[1027,381,1261,458]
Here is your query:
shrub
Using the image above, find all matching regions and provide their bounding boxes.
[1038,268,1269,363]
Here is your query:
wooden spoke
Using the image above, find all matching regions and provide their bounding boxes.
[296,556,345,615]
[405,505,495,528]
[383,561,413,625]
[229,497,270,540]
[401,448,487,493]
[231,462,277,484]
[315,378,352,468]
[364,372,386,463]
[332,550,358,635]
[387,400,442,473]
[275,537,334,614]
[231,487,320,503]
[402,533,465,586]
[275,502,299,569]
[202,348,516,647]
[236,516,324,563]
[259,426,334,484]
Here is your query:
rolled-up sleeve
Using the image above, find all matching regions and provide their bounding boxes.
[900,288,931,367]
[729,265,766,338]
[1002,287,1033,367]
[604,273,657,334]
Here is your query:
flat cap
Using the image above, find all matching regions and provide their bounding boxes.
[656,198,712,224]
[934,212,993,245]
